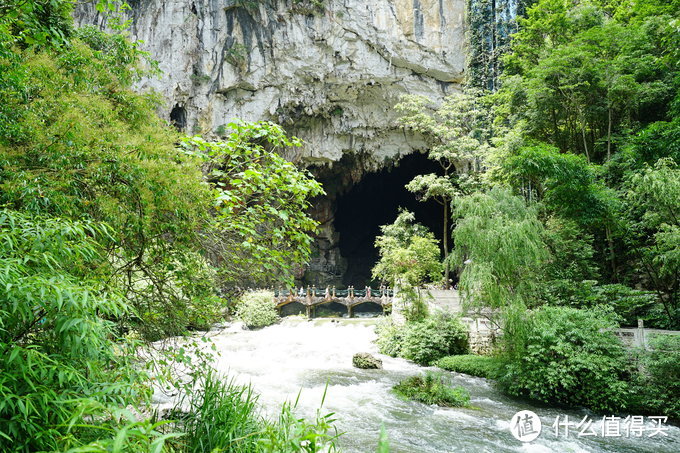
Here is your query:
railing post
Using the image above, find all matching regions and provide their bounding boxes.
[332,286,336,298]
[637,318,646,350]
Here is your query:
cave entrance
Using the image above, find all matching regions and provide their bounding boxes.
[170,104,187,131]
[333,152,443,287]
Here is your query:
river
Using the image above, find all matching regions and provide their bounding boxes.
[182,317,680,453]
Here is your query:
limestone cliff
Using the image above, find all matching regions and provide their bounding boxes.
[76,0,466,165]
[75,0,468,286]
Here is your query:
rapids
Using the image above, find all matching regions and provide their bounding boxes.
[172,318,680,452]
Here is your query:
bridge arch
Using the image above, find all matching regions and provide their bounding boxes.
[349,300,384,317]
[278,301,306,317]
[311,301,348,318]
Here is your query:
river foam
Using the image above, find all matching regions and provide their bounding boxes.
[181,318,679,453]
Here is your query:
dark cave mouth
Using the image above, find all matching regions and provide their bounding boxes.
[330,152,444,287]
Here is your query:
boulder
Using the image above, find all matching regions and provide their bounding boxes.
[352,352,383,369]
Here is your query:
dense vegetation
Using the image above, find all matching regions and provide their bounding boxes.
[2,0,679,449]
[436,355,501,380]
[379,0,680,422]
[0,1,333,450]
[393,373,472,408]
[375,312,468,365]
[236,290,280,328]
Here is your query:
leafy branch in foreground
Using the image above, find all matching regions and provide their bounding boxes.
[0,210,147,452]
[183,121,324,290]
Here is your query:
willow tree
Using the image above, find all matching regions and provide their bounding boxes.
[450,187,549,315]
[396,91,491,287]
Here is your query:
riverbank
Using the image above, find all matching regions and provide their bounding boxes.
[167,318,680,452]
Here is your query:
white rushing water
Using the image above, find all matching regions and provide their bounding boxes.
[178,318,680,453]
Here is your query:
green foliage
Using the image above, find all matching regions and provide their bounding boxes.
[542,217,599,281]
[0,210,145,452]
[375,313,468,365]
[499,306,631,412]
[236,290,280,328]
[393,373,471,407]
[396,91,492,172]
[0,3,337,450]
[0,23,222,340]
[260,392,339,453]
[631,335,680,421]
[376,425,390,453]
[373,210,442,320]
[61,410,181,453]
[374,318,405,357]
[290,0,326,15]
[626,158,680,327]
[538,279,666,328]
[184,121,324,290]
[502,144,620,230]
[400,313,469,366]
[172,370,338,452]
[396,91,492,283]
[500,0,678,162]
[436,355,501,379]
[451,187,549,310]
[225,42,248,67]
[173,370,262,452]
[0,0,74,47]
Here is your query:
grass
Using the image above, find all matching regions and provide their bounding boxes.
[172,370,339,452]
[436,354,502,379]
[392,373,471,408]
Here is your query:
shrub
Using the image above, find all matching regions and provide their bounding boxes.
[374,317,404,357]
[630,335,680,421]
[0,211,145,452]
[393,373,471,407]
[539,279,665,328]
[436,355,501,379]
[236,290,279,328]
[400,313,469,365]
[499,306,631,412]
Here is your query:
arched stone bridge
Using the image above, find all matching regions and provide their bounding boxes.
[274,286,394,318]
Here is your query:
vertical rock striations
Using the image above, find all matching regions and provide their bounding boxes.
[467,0,531,91]
[75,0,470,286]
[75,0,467,166]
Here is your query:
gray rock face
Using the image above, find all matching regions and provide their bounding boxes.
[75,0,466,165]
[75,0,468,286]
[352,352,383,369]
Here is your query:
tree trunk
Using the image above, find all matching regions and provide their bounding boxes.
[607,107,612,161]
[581,118,590,162]
[605,225,617,282]
[443,200,449,288]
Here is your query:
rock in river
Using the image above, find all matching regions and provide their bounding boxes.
[352,352,383,369]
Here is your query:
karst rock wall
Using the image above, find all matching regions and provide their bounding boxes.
[76,0,468,286]
[76,0,466,165]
